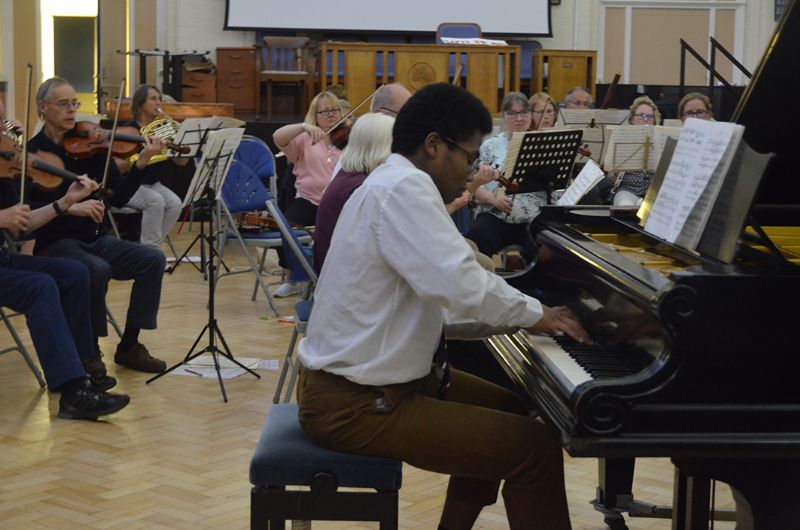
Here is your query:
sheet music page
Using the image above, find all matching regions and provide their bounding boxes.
[696,142,772,262]
[438,37,508,46]
[673,123,744,249]
[556,109,595,128]
[652,126,682,171]
[602,125,653,171]
[594,109,629,126]
[557,159,605,205]
[575,127,604,164]
[170,117,216,158]
[643,119,739,245]
[183,127,244,207]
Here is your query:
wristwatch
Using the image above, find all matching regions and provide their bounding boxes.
[52,200,67,216]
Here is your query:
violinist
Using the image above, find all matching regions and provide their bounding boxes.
[27,76,169,375]
[0,97,23,140]
[0,151,130,419]
[119,84,190,249]
[466,92,545,269]
[272,91,343,297]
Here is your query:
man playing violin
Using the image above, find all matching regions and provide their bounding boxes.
[0,166,130,419]
[27,76,169,375]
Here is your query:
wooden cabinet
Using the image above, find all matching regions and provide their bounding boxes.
[531,50,596,103]
[216,47,256,113]
[181,71,216,102]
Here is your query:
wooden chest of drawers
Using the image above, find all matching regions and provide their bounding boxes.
[216,47,255,112]
[182,71,216,102]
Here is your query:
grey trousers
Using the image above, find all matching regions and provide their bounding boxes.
[125,182,181,249]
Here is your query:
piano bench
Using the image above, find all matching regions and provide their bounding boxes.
[249,403,402,530]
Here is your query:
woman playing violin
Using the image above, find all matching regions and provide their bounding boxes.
[27,76,169,376]
[119,84,191,249]
[466,92,545,268]
[272,90,343,297]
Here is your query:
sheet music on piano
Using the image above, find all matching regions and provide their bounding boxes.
[641,119,771,261]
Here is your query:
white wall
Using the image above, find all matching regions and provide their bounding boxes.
[158,0,254,63]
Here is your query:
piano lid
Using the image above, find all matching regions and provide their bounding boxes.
[733,0,800,222]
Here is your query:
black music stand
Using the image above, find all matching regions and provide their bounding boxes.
[146,127,259,402]
[166,118,237,276]
[503,129,583,200]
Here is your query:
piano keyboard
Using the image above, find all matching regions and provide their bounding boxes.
[519,331,653,395]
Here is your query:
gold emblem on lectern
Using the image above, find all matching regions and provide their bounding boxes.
[407,62,436,90]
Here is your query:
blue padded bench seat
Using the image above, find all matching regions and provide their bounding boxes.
[249,403,402,529]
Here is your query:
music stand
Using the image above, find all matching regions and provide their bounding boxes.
[503,129,583,200]
[167,119,244,275]
[147,127,258,402]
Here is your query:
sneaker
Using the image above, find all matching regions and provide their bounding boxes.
[114,343,167,373]
[58,381,130,420]
[88,373,117,392]
[274,282,304,298]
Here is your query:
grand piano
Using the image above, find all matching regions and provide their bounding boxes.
[484,3,800,529]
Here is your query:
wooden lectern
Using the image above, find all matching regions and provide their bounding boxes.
[531,50,596,103]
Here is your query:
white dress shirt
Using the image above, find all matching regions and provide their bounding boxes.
[297,154,544,386]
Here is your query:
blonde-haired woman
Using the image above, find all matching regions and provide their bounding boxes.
[313,112,395,272]
[273,91,344,296]
[612,96,662,206]
[529,92,558,130]
[678,92,713,123]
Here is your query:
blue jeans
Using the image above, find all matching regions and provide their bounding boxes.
[0,252,88,389]
[37,235,166,338]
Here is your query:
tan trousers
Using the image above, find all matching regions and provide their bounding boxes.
[297,366,572,529]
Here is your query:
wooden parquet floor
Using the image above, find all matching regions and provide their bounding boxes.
[0,231,737,529]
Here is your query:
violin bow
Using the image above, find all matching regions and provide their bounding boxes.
[324,84,383,136]
[17,64,33,206]
[99,79,126,194]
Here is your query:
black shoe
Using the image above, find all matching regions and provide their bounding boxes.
[88,373,117,391]
[82,352,108,377]
[114,343,167,373]
[58,382,130,420]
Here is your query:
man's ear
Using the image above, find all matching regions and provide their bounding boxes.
[422,131,442,159]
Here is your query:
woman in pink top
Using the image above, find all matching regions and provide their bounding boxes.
[272,91,344,297]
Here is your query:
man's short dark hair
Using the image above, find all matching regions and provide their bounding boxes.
[392,83,492,155]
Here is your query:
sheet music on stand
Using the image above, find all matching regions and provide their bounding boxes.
[170,116,245,159]
[601,125,681,173]
[183,127,245,209]
[556,108,628,165]
[502,129,583,194]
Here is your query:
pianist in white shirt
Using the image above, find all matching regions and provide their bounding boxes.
[295,83,589,530]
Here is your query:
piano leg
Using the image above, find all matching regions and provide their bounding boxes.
[670,466,711,530]
[673,458,800,530]
[592,458,635,529]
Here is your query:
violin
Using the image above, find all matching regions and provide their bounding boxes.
[328,122,351,150]
[497,175,519,193]
[236,211,279,231]
[0,131,79,190]
[63,121,190,160]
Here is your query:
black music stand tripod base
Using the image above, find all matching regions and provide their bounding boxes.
[146,317,259,403]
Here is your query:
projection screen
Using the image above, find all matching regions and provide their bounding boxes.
[224,1,552,36]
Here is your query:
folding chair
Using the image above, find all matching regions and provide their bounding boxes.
[266,199,318,403]
[108,206,180,260]
[0,307,46,387]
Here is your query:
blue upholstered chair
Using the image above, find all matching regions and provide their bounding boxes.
[249,403,402,529]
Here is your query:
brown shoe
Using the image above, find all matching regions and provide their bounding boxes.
[82,354,108,377]
[114,343,167,373]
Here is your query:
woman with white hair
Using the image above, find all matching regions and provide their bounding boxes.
[313,112,395,272]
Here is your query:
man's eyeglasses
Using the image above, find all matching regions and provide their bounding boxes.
[633,113,655,122]
[377,106,400,116]
[503,110,531,119]
[443,135,481,173]
[683,109,709,118]
[316,107,341,116]
[532,108,556,116]
[47,99,81,110]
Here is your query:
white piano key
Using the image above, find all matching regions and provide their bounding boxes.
[520,331,593,392]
